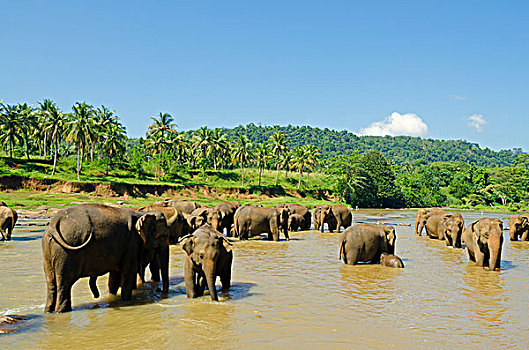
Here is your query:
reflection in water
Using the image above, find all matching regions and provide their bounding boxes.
[462,265,507,331]
[2,210,529,348]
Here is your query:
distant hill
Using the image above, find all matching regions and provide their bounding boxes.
[215,124,521,167]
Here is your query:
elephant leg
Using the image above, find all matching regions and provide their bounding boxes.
[283,229,290,241]
[184,258,197,298]
[158,246,169,294]
[345,249,359,265]
[196,274,207,296]
[89,277,100,298]
[417,222,425,236]
[108,271,121,295]
[43,259,57,313]
[120,271,136,301]
[336,219,342,233]
[139,264,146,284]
[55,272,74,313]
[467,248,476,262]
[521,229,529,241]
[220,256,233,291]
[474,248,485,267]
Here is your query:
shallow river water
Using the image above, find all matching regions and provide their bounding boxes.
[1,210,529,349]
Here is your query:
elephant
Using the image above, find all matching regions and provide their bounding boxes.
[424,212,464,248]
[277,204,311,230]
[214,202,241,236]
[165,200,202,214]
[339,224,396,265]
[288,214,305,232]
[0,205,18,241]
[139,205,185,243]
[415,208,446,236]
[180,224,233,301]
[509,214,529,241]
[380,253,404,268]
[320,204,352,233]
[42,203,169,313]
[233,206,290,241]
[182,213,206,234]
[191,207,223,232]
[463,218,503,271]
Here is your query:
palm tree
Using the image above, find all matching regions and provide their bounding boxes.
[102,122,127,174]
[41,101,64,175]
[0,103,24,158]
[292,147,309,189]
[17,103,37,159]
[304,145,320,187]
[38,99,56,158]
[192,126,212,177]
[147,112,177,179]
[66,102,96,180]
[94,106,118,161]
[255,142,271,186]
[232,135,253,186]
[210,129,228,171]
[269,131,289,185]
[280,149,292,179]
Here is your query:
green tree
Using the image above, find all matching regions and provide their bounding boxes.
[146,112,177,179]
[192,126,212,176]
[232,135,253,186]
[40,100,65,175]
[66,102,96,180]
[255,142,271,186]
[269,131,289,185]
[0,103,24,157]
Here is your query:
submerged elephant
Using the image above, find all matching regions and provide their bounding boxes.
[214,202,240,236]
[509,214,529,241]
[380,253,404,268]
[339,224,396,265]
[320,204,351,233]
[0,205,17,241]
[463,218,503,271]
[180,224,233,301]
[424,212,464,248]
[42,204,169,313]
[415,208,446,236]
[277,204,311,230]
[165,200,202,214]
[233,206,290,241]
[288,213,305,232]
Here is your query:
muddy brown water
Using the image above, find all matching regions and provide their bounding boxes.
[1,210,529,348]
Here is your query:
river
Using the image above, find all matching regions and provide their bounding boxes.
[1,209,528,348]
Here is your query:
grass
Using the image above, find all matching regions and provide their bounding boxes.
[0,156,341,209]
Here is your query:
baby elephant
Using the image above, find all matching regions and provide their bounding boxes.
[380,253,404,268]
[288,214,305,232]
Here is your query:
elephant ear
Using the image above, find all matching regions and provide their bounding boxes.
[135,214,156,243]
[522,216,529,226]
[180,235,195,255]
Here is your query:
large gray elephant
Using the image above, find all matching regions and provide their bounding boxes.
[320,204,351,233]
[191,207,223,232]
[180,224,233,301]
[424,212,464,248]
[339,224,396,265]
[415,208,446,235]
[233,206,290,241]
[509,214,529,241]
[182,213,205,235]
[463,218,503,271]
[42,203,169,313]
[0,205,17,241]
[214,202,240,236]
[277,204,311,230]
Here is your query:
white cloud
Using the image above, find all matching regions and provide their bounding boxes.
[357,112,429,137]
[466,114,487,132]
[451,95,467,101]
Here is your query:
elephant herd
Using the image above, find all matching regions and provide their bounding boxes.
[2,199,527,314]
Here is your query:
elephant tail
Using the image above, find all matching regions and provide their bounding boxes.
[47,217,93,251]
[339,239,347,264]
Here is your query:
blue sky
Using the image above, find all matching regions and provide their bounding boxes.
[1,1,528,151]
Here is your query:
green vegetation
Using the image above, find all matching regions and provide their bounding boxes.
[1,100,528,212]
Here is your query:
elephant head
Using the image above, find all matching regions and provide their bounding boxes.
[509,215,529,241]
[205,208,223,232]
[180,226,233,301]
[382,226,396,254]
[471,218,503,271]
[135,211,169,249]
[441,214,464,248]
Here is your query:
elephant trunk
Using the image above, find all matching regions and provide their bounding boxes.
[453,233,462,248]
[488,235,502,271]
[414,216,420,235]
[204,263,218,301]
[509,227,517,241]
[211,220,220,232]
